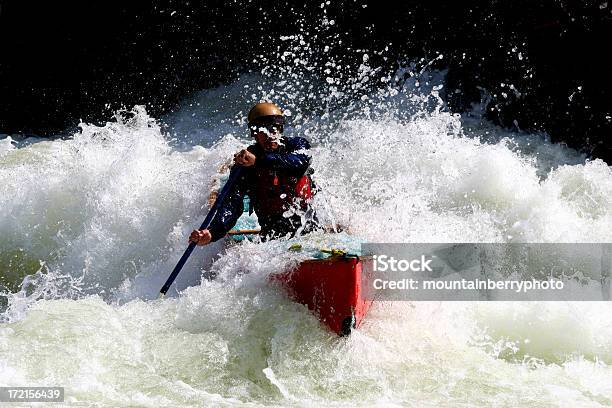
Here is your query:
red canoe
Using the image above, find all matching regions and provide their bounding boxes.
[270,255,374,336]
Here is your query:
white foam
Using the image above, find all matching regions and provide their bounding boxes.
[1,53,611,406]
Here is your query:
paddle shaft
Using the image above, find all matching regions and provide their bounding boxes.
[159,165,243,296]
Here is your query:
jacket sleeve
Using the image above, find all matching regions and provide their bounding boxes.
[255,137,311,175]
[207,173,248,242]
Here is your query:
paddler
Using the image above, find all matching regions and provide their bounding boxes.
[189,102,320,245]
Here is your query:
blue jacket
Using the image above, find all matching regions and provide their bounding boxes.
[208,136,314,241]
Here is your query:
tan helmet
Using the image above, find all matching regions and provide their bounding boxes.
[247,102,284,125]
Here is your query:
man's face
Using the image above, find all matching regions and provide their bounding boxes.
[252,125,282,152]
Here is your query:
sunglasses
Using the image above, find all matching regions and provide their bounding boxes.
[248,115,285,135]
[250,124,283,135]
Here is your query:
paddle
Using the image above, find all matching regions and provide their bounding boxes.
[159,165,244,297]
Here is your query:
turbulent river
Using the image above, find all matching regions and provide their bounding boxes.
[1,32,612,406]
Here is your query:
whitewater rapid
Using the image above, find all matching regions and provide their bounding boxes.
[1,67,612,406]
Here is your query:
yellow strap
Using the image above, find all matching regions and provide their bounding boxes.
[320,248,347,257]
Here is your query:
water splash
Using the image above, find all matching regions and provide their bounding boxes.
[1,11,612,406]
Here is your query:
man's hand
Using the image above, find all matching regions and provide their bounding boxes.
[234,149,256,167]
[189,229,212,246]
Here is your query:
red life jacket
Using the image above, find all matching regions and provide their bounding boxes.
[252,166,313,219]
